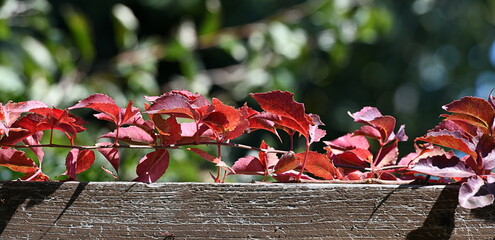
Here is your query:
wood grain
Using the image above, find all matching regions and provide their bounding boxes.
[1,182,494,239]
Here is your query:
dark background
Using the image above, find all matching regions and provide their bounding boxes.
[0,0,494,181]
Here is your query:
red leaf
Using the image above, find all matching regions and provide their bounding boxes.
[92,106,142,126]
[490,93,495,109]
[96,142,120,172]
[353,125,382,140]
[443,96,495,131]
[22,132,44,163]
[69,94,141,127]
[0,148,38,173]
[442,113,489,131]
[133,149,170,183]
[297,151,338,180]
[177,122,215,143]
[146,94,193,117]
[395,124,408,141]
[70,93,116,107]
[65,149,96,180]
[21,170,50,181]
[188,148,219,163]
[202,112,228,132]
[371,116,396,143]
[212,98,241,131]
[27,108,87,141]
[100,126,154,145]
[152,115,182,145]
[334,148,373,164]
[309,114,326,144]
[375,141,399,168]
[332,149,371,175]
[88,103,122,123]
[69,94,121,122]
[231,156,265,175]
[145,91,211,120]
[0,100,47,127]
[248,112,280,137]
[251,91,312,138]
[274,152,300,174]
[224,118,250,141]
[397,143,450,166]
[349,107,399,144]
[344,170,366,180]
[324,134,370,153]
[378,172,398,180]
[258,141,278,170]
[121,100,140,125]
[273,170,314,182]
[416,129,477,159]
[476,134,495,170]
[349,106,382,121]
[411,155,476,178]
[146,90,210,108]
[223,105,251,140]
[432,120,478,138]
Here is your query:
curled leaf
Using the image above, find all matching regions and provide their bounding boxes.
[348,107,397,144]
[0,148,38,173]
[459,176,495,209]
[411,155,476,178]
[442,96,495,131]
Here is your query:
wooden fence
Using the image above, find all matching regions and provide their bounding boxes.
[1,182,494,239]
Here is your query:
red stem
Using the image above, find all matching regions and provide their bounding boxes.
[215,144,222,183]
[295,138,310,181]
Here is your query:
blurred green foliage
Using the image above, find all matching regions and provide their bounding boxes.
[1,0,495,182]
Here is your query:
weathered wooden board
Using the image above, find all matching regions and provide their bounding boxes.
[0,182,494,239]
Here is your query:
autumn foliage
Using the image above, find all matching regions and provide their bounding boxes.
[2,90,495,209]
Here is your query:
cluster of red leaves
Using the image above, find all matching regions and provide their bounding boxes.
[2,89,495,210]
[323,107,408,181]
[406,96,495,209]
[0,90,327,183]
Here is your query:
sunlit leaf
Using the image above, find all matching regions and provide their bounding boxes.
[297,151,338,180]
[416,129,477,159]
[442,96,495,130]
[251,91,312,137]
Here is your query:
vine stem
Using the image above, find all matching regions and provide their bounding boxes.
[0,141,290,154]
[215,144,222,183]
[295,138,310,181]
[1,142,408,172]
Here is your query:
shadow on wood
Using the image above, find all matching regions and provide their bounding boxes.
[406,186,458,240]
[0,181,88,237]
